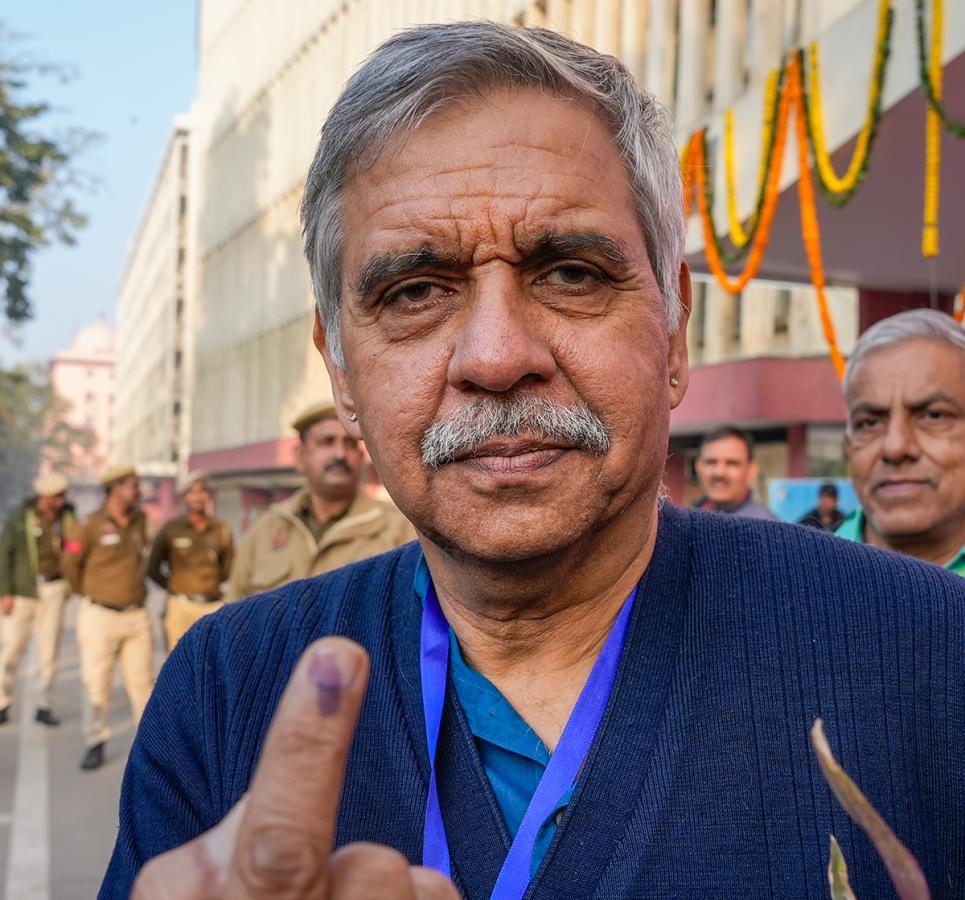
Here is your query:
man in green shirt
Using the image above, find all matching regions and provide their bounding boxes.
[0,473,76,725]
[837,308,965,576]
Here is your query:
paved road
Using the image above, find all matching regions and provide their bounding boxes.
[0,593,168,900]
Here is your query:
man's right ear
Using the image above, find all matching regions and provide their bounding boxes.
[312,309,361,438]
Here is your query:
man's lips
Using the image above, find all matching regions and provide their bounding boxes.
[873,479,932,497]
[450,439,571,475]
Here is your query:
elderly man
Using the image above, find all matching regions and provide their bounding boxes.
[0,473,75,727]
[227,400,414,600]
[65,465,154,771]
[693,426,776,519]
[147,472,234,650]
[105,24,962,900]
[837,308,965,575]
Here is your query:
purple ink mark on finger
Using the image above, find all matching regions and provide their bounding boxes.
[309,651,344,715]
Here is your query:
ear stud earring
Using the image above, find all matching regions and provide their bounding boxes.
[670,377,679,387]
[349,413,358,422]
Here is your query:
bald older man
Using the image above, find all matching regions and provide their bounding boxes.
[106,24,963,900]
[838,308,965,575]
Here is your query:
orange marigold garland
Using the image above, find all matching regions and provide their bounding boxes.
[693,63,793,294]
[789,53,847,381]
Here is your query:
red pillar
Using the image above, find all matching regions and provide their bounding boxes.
[786,425,808,477]
[859,289,954,333]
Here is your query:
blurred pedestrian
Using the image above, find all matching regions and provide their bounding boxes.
[147,472,234,651]
[692,426,776,519]
[838,309,965,575]
[64,465,154,770]
[798,482,845,531]
[228,400,415,600]
[0,473,75,726]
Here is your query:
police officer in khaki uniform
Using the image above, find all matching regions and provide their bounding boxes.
[228,400,415,599]
[64,465,153,771]
[0,473,75,726]
[147,472,234,650]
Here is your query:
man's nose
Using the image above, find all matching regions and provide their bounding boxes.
[447,270,556,393]
[880,413,920,463]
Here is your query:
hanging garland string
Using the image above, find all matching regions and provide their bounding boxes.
[702,66,785,264]
[801,0,893,207]
[790,52,847,381]
[692,61,793,294]
[916,0,965,138]
[724,67,782,247]
[922,0,943,255]
[680,133,697,220]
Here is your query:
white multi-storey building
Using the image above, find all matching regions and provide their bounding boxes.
[113,118,194,525]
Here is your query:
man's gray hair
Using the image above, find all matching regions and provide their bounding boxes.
[300,20,686,368]
[844,308,965,397]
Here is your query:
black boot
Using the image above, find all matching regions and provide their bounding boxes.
[35,708,60,727]
[0,706,8,725]
[80,743,104,770]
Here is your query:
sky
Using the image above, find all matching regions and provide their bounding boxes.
[2,1,197,365]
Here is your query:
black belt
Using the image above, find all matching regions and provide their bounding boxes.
[39,573,64,582]
[87,596,142,611]
[176,592,223,604]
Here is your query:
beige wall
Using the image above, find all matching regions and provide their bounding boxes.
[189,0,873,460]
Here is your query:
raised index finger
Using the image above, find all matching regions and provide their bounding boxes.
[226,636,370,898]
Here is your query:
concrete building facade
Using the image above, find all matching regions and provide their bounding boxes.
[113,119,194,527]
[181,0,965,522]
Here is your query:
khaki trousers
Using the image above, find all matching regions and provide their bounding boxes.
[0,578,67,710]
[163,593,224,651]
[76,599,154,748]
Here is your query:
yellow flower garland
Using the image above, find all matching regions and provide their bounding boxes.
[922,0,943,256]
[806,0,890,195]
[724,69,780,248]
[694,63,793,295]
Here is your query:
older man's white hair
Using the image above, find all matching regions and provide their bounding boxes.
[843,308,965,398]
[300,20,686,369]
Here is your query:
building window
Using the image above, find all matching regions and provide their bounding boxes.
[775,288,791,337]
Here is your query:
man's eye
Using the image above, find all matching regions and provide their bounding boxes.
[924,408,950,421]
[385,282,437,306]
[853,417,878,431]
[542,265,598,287]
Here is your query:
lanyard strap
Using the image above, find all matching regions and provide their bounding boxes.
[420,581,638,899]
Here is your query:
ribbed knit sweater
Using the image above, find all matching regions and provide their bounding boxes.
[101,504,964,898]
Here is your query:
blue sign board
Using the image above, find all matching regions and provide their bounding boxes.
[767,478,859,524]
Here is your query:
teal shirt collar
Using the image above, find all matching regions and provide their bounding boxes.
[835,509,965,576]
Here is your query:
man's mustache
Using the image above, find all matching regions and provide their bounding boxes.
[325,459,353,473]
[421,395,610,469]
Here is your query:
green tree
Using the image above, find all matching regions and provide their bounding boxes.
[0,24,92,324]
[0,362,95,513]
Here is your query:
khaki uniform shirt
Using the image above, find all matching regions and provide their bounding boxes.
[147,515,234,596]
[227,488,416,601]
[64,506,148,609]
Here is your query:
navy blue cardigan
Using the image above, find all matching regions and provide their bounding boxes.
[102,504,964,898]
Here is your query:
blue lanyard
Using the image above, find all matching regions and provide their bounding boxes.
[420,580,638,899]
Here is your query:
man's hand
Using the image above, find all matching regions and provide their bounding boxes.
[0,596,13,616]
[132,637,457,899]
